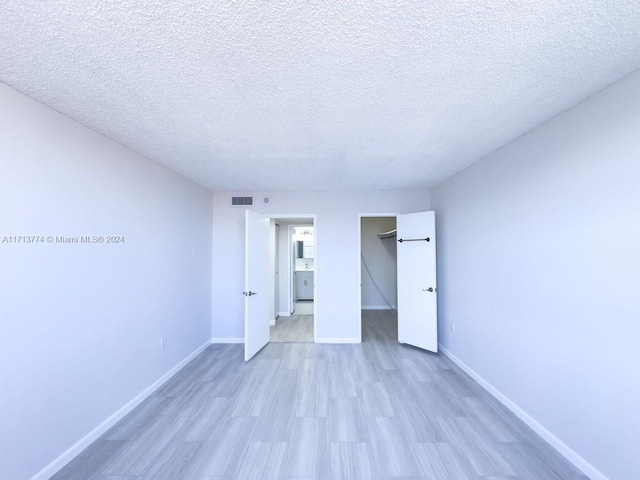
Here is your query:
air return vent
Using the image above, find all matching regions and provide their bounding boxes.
[231,196,254,207]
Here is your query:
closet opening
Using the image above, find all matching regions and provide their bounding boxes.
[358,215,398,343]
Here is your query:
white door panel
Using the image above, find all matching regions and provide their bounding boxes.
[397,211,438,352]
[244,210,271,361]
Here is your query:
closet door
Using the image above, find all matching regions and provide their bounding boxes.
[397,211,438,352]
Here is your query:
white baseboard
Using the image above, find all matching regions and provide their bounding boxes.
[438,345,607,480]
[278,311,291,317]
[211,337,243,344]
[362,305,396,310]
[270,320,276,326]
[31,339,211,480]
[315,337,361,344]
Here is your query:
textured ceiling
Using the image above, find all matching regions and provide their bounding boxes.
[1,1,639,192]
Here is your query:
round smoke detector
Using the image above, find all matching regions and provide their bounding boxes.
[261,195,273,206]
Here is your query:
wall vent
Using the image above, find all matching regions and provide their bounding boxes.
[231,196,254,207]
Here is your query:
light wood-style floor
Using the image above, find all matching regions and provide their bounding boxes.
[270,302,314,343]
[293,301,314,316]
[52,310,587,479]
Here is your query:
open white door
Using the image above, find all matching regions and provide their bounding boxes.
[244,210,271,361]
[397,211,437,352]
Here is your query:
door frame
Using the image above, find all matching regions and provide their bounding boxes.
[273,222,280,324]
[269,213,318,343]
[357,213,400,343]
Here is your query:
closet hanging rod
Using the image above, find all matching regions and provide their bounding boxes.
[398,237,430,242]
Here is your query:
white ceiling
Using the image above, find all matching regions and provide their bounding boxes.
[1,1,639,192]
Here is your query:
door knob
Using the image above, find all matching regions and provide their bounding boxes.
[422,287,434,292]
[243,291,258,296]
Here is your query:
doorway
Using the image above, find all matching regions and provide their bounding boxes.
[270,219,315,343]
[359,215,398,343]
[357,211,438,352]
[244,213,318,361]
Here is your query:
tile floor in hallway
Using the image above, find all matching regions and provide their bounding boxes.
[52,310,587,479]
[293,301,314,315]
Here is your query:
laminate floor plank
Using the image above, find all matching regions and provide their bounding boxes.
[162,382,219,418]
[385,383,439,443]
[330,442,375,479]
[435,416,516,477]
[249,406,297,443]
[283,417,330,478]
[410,442,473,479]
[104,396,174,441]
[102,415,190,476]
[362,341,399,371]
[366,416,423,477]
[139,440,206,480]
[53,310,586,480]
[270,314,313,343]
[350,345,382,382]
[434,368,479,399]
[192,417,257,477]
[415,381,467,419]
[328,365,358,398]
[232,442,289,480]
[276,341,316,369]
[156,355,215,398]
[498,441,589,480]
[295,358,330,418]
[398,357,438,382]
[356,381,396,418]
[51,440,127,480]
[206,366,249,398]
[458,397,520,444]
[250,369,301,441]
[198,357,236,382]
[329,397,369,442]
[177,397,233,441]
[97,476,140,480]
[230,359,282,417]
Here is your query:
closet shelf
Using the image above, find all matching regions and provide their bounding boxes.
[377,229,397,239]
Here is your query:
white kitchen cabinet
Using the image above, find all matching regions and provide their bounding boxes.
[295,271,314,300]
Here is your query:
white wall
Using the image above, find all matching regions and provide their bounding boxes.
[0,83,213,480]
[276,220,292,316]
[430,69,640,480]
[269,219,278,320]
[212,192,429,342]
[360,217,397,309]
